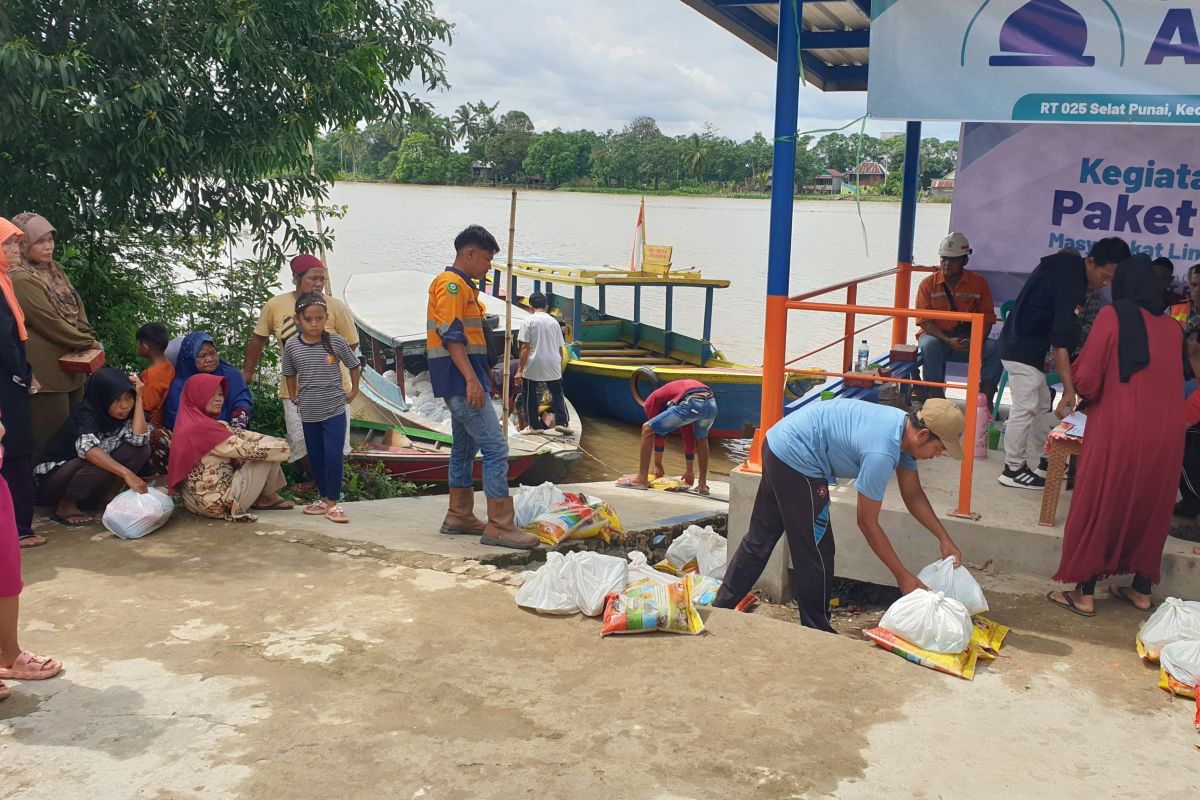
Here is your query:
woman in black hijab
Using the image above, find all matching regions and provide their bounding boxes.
[34,368,151,527]
[1048,254,1185,617]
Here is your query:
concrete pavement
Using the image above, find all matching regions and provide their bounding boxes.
[2,497,1198,798]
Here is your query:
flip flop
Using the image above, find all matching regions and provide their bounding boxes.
[1046,590,1096,617]
[251,498,295,511]
[19,534,47,548]
[0,651,62,681]
[1108,585,1156,612]
[615,476,650,491]
[303,502,328,516]
[324,505,349,524]
[50,513,93,528]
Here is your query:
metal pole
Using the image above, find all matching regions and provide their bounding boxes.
[503,189,517,432]
[951,313,984,520]
[892,120,922,345]
[753,0,802,468]
[664,285,674,358]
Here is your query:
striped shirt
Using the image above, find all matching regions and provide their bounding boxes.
[281,334,360,423]
[34,420,150,475]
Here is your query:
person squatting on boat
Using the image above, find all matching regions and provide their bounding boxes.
[430,225,539,550]
[515,291,571,433]
[617,379,717,495]
[713,399,966,632]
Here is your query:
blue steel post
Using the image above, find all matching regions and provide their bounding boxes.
[633,285,642,347]
[753,0,802,468]
[892,120,922,345]
[598,285,606,315]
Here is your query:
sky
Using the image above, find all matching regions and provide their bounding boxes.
[419,0,960,143]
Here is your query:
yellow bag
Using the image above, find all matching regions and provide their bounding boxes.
[865,627,983,680]
[971,616,1010,655]
[601,574,705,636]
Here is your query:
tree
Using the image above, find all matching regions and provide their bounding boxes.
[523,129,595,187]
[450,103,477,145]
[331,127,367,176]
[485,130,533,183]
[740,132,773,189]
[0,0,451,366]
[681,134,711,181]
[392,132,451,184]
[499,109,534,135]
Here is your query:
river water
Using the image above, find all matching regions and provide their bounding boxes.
[321,182,952,481]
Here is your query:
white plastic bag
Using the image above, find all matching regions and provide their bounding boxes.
[515,552,577,615]
[665,525,728,579]
[627,551,678,587]
[564,552,628,616]
[1160,639,1200,688]
[102,487,176,540]
[1138,597,1200,659]
[916,557,988,616]
[513,481,566,528]
[879,589,974,654]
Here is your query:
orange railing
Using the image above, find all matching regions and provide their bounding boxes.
[749,264,986,520]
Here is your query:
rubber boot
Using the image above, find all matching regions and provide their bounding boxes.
[481,496,539,550]
[440,487,486,536]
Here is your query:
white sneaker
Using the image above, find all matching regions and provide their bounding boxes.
[998,466,1045,490]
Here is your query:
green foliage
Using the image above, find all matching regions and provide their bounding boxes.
[284,461,424,504]
[0,0,451,364]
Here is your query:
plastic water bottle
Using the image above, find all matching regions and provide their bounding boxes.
[974,392,990,461]
[855,339,869,372]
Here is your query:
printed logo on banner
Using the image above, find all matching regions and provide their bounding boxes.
[963,0,1124,68]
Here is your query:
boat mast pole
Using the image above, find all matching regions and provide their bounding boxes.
[308,139,329,269]
[503,188,517,432]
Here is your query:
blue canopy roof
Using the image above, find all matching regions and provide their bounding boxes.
[680,0,870,91]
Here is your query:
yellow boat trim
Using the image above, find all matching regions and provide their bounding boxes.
[490,260,730,289]
[567,359,767,385]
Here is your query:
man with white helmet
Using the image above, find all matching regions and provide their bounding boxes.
[915,232,1001,402]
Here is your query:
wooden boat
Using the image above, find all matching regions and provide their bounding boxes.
[346,418,542,484]
[483,261,813,439]
[342,270,584,485]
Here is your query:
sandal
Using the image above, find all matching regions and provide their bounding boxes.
[252,498,295,511]
[0,680,9,701]
[1046,590,1096,617]
[303,502,329,516]
[1108,585,1156,612]
[0,651,62,681]
[615,475,650,491]
[50,512,93,527]
[325,505,349,524]
[19,534,47,548]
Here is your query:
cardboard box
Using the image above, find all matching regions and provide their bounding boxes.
[890,344,918,362]
[58,348,106,374]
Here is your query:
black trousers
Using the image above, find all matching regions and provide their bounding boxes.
[1,454,34,538]
[37,442,150,509]
[1179,426,1200,516]
[714,440,836,632]
[523,378,570,430]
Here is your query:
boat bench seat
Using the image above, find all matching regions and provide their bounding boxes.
[784,353,925,415]
[578,348,644,357]
[582,356,677,365]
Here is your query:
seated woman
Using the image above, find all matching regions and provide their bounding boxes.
[169,374,292,521]
[164,332,252,430]
[35,369,150,527]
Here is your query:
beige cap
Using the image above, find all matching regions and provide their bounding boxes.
[918,399,965,460]
[938,232,971,258]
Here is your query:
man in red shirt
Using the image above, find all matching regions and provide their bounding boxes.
[617,379,717,495]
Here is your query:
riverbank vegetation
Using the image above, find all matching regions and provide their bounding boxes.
[313,105,959,198]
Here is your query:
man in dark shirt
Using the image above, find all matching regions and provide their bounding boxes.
[997,237,1130,489]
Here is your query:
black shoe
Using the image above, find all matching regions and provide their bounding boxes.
[1033,456,1049,479]
[998,466,1045,490]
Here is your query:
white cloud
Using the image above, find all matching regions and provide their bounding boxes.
[417,0,958,141]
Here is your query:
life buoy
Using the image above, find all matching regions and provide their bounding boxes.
[629,366,661,408]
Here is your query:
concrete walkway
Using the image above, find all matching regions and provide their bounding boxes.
[2,491,1198,798]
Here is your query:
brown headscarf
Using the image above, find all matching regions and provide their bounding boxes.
[10,212,80,324]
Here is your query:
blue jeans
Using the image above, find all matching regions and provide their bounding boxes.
[446,395,510,499]
[918,333,1003,391]
[647,393,719,439]
[302,412,347,502]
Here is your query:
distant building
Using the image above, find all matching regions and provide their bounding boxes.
[846,160,887,188]
[929,170,955,199]
[813,168,844,194]
[471,161,495,181]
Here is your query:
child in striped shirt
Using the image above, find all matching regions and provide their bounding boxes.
[282,292,361,523]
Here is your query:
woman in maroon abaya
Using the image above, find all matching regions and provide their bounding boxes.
[1047,254,1184,617]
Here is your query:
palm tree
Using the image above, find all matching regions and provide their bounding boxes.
[450,104,477,145]
[682,134,710,182]
[331,127,367,175]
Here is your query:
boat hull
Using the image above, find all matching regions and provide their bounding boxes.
[348,448,540,485]
[564,362,766,439]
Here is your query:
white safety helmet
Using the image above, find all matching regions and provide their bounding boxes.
[938,232,971,259]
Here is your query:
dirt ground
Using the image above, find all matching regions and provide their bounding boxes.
[2,518,1199,799]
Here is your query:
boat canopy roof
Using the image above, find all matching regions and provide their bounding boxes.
[344,269,531,344]
[496,260,730,289]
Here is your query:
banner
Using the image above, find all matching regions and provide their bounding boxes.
[869,0,1200,124]
[949,121,1200,302]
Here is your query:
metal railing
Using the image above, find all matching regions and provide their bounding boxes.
[748,264,987,520]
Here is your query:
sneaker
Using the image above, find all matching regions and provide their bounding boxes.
[1032,456,1049,479]
[998,466,1045,490]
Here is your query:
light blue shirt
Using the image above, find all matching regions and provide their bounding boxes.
[765,400,917,502]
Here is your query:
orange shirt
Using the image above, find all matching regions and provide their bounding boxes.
[1170,300,1191,325]
[915,269,997,336]
[141,359,175,426]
